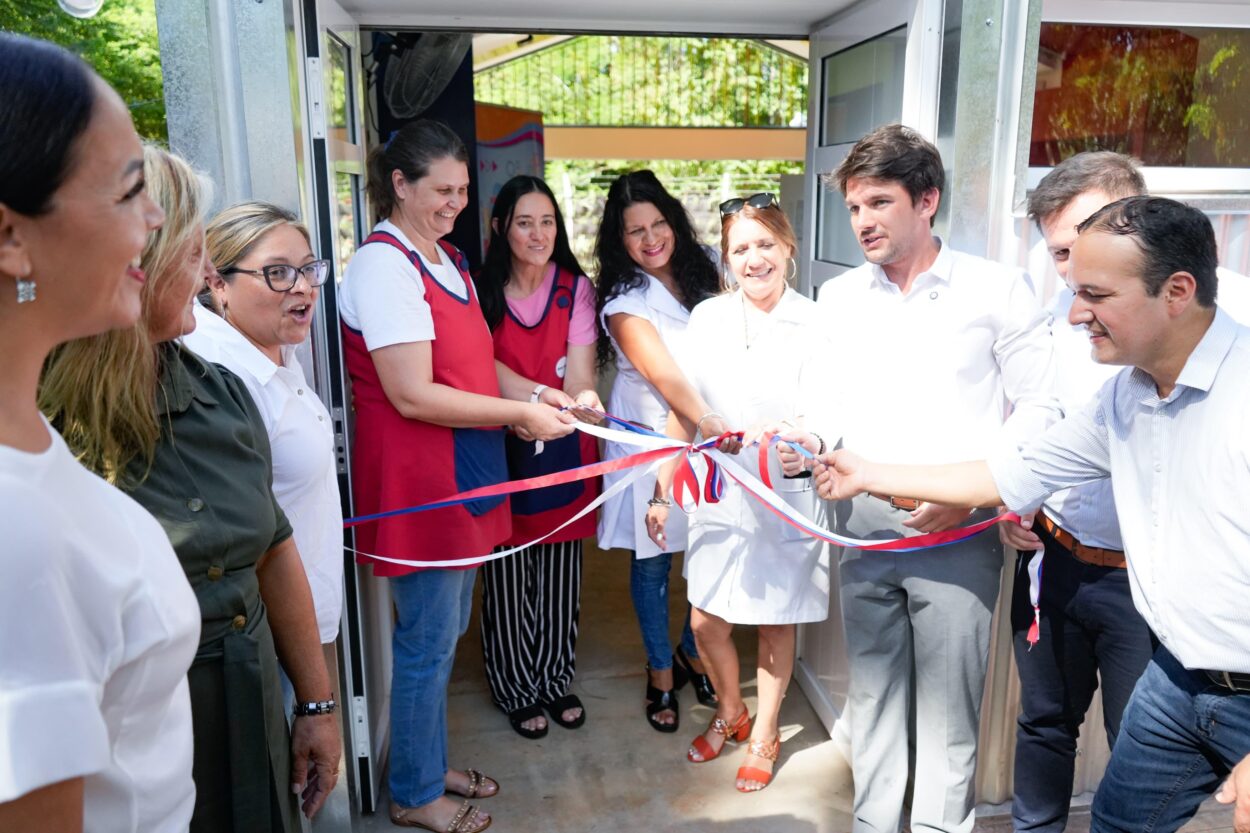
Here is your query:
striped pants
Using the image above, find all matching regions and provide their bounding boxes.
[479,539,583,714]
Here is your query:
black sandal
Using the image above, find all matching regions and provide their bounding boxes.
[645,666,681,733]
[506,704,548,739]
[541,693,586,730]
[676,645,717,706]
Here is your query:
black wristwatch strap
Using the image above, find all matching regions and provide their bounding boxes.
[293,696,337,717]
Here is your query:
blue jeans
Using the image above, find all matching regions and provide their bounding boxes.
[1010,525,1155,832]
[1091,646,1250,832]
[628,552,697,671]
[388,568,477,809]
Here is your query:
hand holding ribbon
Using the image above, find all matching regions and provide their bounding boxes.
[777,429,822,476]
[516,401,578,442]
[699,413,743,454]
[812,448,870,501]
[569,388,605,423]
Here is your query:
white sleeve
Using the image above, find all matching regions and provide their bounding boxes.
[0,488,111,801]
[602,288,651,326]
[996,269,1063,445]
[340,244,436,350]
[987,389,1112,513]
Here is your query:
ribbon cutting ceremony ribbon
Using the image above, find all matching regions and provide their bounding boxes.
[343,418,1021,567]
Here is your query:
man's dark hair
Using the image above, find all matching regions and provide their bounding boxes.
[1077,196,1217,308]
[825,122,943,200]
[1028,151,1146,231]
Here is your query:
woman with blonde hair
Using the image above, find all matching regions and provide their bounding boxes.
[646,194,831,792]
[40,145,340,832]
[182,201,343,710]
[0,33,189,832]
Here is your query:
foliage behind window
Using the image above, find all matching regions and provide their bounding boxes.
[1032,23,1249,167]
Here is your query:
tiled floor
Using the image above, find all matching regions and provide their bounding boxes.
[348,545,1234,832]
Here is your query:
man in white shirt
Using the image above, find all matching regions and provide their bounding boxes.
[810,195,1250,833]
[815,124,1061,833]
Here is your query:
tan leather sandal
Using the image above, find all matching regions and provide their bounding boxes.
[390,799,492,832]
[447,769,498,799]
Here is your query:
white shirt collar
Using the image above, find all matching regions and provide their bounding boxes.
[1128,308,1236,404]
[868,236,954,291]
[641,271,692,321]
[190,301,289,384]
[735,286,807,324]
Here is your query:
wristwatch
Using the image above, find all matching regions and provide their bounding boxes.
[293,696,337,717]
[529,384,549,404]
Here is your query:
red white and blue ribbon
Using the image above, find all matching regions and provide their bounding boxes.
[343,417,1020,568]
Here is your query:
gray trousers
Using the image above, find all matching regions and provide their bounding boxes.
[837,494,1004,833]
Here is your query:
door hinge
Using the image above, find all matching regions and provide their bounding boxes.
[306,56,325,139]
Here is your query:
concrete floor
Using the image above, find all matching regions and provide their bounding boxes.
[348,545,1235,832]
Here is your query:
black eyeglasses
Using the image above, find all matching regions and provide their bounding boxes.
[219,259,331,292]
[718,192,779,219]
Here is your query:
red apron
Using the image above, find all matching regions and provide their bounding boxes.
[492,267,601,545]
[343,232,510,575]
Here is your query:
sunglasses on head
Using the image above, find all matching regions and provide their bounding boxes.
[719,192,779,219]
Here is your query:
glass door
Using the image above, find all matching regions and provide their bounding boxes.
[794,0,944,737]
[299,0,390,815]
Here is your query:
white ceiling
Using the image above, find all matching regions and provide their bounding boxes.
[342,0,860,37]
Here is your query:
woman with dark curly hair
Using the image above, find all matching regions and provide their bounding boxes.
[593,170,736,733]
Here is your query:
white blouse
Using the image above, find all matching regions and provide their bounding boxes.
[597,273,696,558]
[0,422,199,831]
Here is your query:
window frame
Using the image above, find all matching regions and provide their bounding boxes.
[1027,0,1250,199]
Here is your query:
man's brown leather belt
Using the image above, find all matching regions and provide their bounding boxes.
[1037,511,1127,569]
[870,493,922,512]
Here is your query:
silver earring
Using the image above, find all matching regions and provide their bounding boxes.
[16,274,36,304]
[785,257,798,283]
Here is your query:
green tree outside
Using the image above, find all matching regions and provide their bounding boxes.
[0,0,167,140]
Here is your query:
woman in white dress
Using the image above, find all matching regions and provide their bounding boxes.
[646,194,831,792]
[594,170,738,732]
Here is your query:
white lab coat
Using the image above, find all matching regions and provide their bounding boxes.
[681,289,832,625]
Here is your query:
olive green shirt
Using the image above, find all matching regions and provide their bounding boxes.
[128,342,293,651]
[125,343,297,833]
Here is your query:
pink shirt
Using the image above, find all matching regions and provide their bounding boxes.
[506,262,597,345]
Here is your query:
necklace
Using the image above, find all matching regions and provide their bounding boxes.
[741,289,782,349]
[742,292,759,350]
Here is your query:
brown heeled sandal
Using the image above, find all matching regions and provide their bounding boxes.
[687,707,750,763]
[390,799,492,832]
[736,736,781,792]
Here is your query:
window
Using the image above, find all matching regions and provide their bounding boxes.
[1031,23,1250,168]
[821,27,906,148]
[816,27,907,266]
[326,32,355,144]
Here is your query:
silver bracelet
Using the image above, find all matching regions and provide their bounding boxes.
[695,411,724,436]
[647,497,671,508]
